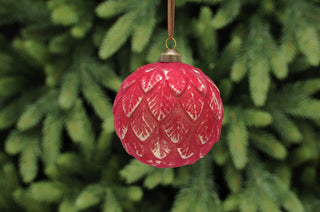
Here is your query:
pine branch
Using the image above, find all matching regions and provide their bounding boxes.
[171,186,194,212]
[231,55,247,82]
[59,71,80,109]
[17,91,58,131]
[245,162,282,212]
[42,111,63,166]
[227,110,248,169]
[270,109,302,143]
[65,100,95,158]
[143,168,174,189]
[296,79,320,95]
[172,159,221,212]
[19,133,40,183]
[51,5,79,26]
[56,152,83,174]
[243,109,273,127]
[5,130,27,155]
[125,186,144,202]
[249,57,270,106]
[99,11,137,59]
[240,20,277,106]
[96,0,131,19]
[195,7,218,64]
[290,147,314,167]
[249,130,287,160]
[75,184,105,210]
[13,188,49,212]
[223,194,241,211]
[81,69,113,120]
[120,159,155,184]
[0,92,38,129]
[274,164,291,188]
[103,188,122,212]
[49,33,73,54]
[71,20,92,39]
[85,59,122,92]
[212,0,241,29]
[267,175,305,212]
[296,25,320,66]
[280,7,298,63]
[270,49,289,79]
[29,181,65,203]
[239,184,258,212]
[132,10,156,53]
[0,162,19,211]
[59,198,77,212]
[225,162,242,193]
[286,99,320,119]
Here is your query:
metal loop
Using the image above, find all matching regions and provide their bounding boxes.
[165,37,177,49]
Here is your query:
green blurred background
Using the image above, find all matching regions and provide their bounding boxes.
[0,0,319,211]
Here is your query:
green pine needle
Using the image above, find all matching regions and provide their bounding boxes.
[99,12,137,59]
[103,188,122,212]
[76,184,105,210]
[17,91,57,131]
[250,130,287,160]
[227,110,248,169]
[59,71,80,109]
[19,134,40,183]
[29,181,64,203]
[249,58,270,106]
[212,0,241,29]
[120,159,154,184]
[132,12,156,53]
[42,112,63,166]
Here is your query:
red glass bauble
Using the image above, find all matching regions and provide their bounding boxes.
[113,62,223,168]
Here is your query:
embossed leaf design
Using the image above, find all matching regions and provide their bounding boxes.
[131,108,157,141]
[162,111,191,144]
[181,86,205,121]
[165,69,187,95]
[196,108,216,144]
[141,70,163,93]
[122,84,143,117]
[149,135,171,159]
[185,70,207,95]
[147,82,175,121]
[207,86,223,121]
[114,108,128,140]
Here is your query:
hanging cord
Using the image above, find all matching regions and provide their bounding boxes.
[160,0,181,62]
[168,0,175,39]
[166,0,177,49]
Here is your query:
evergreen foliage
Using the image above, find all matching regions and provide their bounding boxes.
[0,0,320,211]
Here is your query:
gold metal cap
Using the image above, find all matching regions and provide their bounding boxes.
[160,48,181,63]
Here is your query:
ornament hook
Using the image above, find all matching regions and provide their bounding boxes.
[165,37,177,49]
